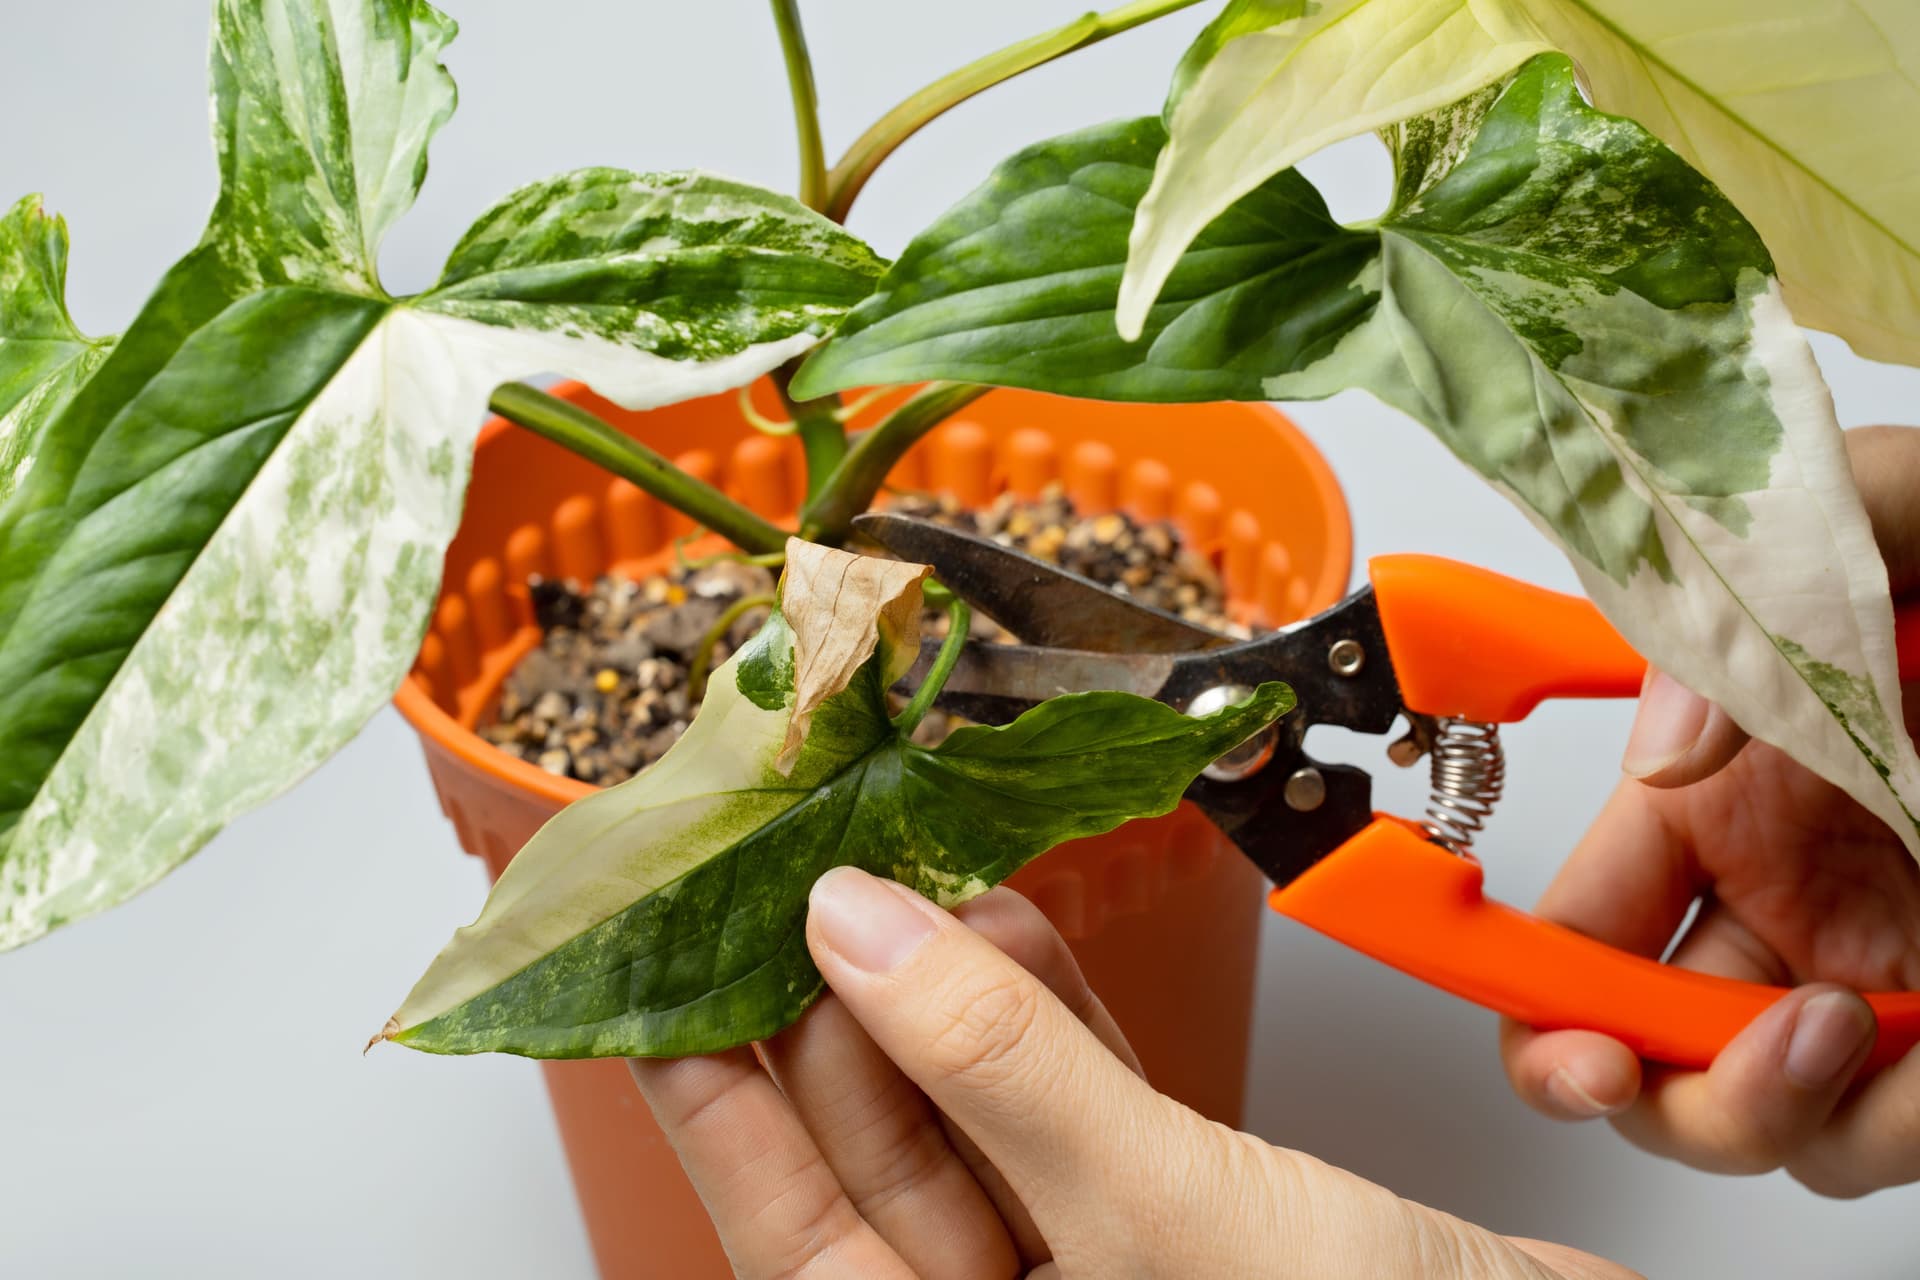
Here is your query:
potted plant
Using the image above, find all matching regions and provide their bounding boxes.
[4,1,1916,1277]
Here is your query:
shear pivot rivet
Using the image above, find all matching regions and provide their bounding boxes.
[1190,684,1276,782]
[1283,767,1327,811]
[1327,639,1365,677]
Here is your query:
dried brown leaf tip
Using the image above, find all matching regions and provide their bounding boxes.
[777,538,930,774]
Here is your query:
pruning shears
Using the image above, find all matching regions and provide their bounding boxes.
[854,511,1920,1071]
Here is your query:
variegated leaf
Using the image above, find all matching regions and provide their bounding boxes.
[1515,1,1920,366]
[0,0,884,950]
[1124,0,1920,366]
[1116,0,1550,340]
[795,58,1920,855]
[385,584,1293,1059]
[0,196,114,505]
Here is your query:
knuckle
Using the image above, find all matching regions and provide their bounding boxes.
[746,1149,868,1280]
[1652,1115,1787,1176]
[921,968,1048,1098]
[1613,1096,1800,1176]
[647,1058,756,1137]
[850,1117,950,1218]
[1702,1118,1793,1175]
[1788,1157,1876,1201]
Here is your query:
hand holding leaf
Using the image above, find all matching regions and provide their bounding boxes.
[384,541,1293,1058]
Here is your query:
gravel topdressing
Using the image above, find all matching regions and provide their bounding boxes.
[482,484,1242,786]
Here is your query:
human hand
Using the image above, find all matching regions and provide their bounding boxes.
[632,867,1636,1279]
[1502,426,1920,1197]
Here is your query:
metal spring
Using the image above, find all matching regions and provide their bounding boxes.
[1422,719,1505,853]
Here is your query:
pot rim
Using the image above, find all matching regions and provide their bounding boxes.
[393,381,1352,810]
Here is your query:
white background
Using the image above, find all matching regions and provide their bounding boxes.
[4,2,1919,1276]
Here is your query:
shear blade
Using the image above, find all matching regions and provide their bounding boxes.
[852,511,1231,654]
[902,637,1176,711]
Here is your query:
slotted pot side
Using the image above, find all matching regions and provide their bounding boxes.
[394,379,1352,1279]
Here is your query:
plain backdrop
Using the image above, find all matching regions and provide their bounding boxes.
[4,3,1919,1276]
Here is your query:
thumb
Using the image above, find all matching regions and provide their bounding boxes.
[805,868,1638,1279]
[1622,668,1749,787]
[804,866,1175,1231]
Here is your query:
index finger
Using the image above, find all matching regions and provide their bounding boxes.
[1536,777,1701,955]
[1499,778,1701,1120]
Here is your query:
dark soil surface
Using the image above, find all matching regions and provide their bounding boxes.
[483,484,1242,785]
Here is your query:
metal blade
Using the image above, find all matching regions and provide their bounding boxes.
[853,511,1231,654]
[903,638,1176,706]
[911,588,1411,891]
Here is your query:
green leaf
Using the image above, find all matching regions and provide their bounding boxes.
[0,0,884,950]
[792,56,1920,858]
[791,117,1377,402]
[0,196,114,505]
[385,567,1293,1058]
[1116,0,1550,340]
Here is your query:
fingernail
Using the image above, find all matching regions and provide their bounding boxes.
[1547,1065,1624,1118]
[1623,670,1711,779]
[1785,991,1874,1089]
[810,867,937,974]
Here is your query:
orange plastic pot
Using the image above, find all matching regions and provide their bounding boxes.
[394,380,1351,1278]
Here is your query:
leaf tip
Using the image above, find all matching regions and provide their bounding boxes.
[785,352,832,401]
[364,1017,402,1056]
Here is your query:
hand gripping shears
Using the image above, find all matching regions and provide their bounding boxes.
[855,511,1920,1071]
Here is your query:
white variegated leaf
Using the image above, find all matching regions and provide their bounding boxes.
[797,59,1920,853]
[2,308,826,937]
[1116,0,1549,340]
[0,196,114,504]
[1282,67,1920,853]
[1124,0,1920,365]
[1516,0,1920,366]
[0,0,883,948]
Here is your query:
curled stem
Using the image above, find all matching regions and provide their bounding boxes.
[824,0,1206,221]
[687,592,779,704]
[892,584,971,736]
[681,548,789,572]
[738,384,797,436]
[489,383,791,557]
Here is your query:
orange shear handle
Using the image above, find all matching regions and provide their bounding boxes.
[1371,554,1920,722]
[1272,820,1920,1071]
[1323,559,1920,1068]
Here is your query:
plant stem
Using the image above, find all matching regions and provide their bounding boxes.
[774,360,848,504]
[769,0,829,211]
[823,0,1206,221]
[892,586,971,736]
[488,382,791,557]
[802,382,991,542]
[687,592,778,703]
